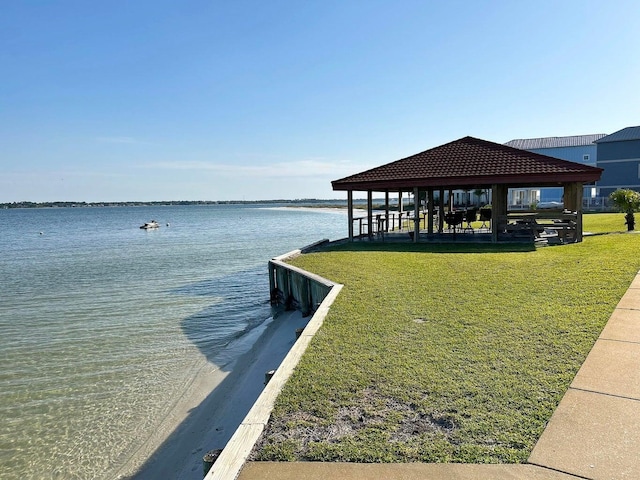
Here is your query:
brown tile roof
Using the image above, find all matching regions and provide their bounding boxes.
[332,136,603,191]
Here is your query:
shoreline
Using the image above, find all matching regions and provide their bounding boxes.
[116,310,308,480]
[266,205,372,217]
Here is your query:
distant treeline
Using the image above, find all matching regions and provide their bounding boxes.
[0,199,357,209]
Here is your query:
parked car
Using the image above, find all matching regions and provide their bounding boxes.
[537,201,564,210]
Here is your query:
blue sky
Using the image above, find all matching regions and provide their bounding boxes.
[2,1,639,202]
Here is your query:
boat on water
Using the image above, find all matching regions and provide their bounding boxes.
[140,220,160,230]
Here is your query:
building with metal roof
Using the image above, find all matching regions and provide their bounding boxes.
[595,126,640,197]
[505,133,606,205]
[595,126,640,144]
[505,134,606,150]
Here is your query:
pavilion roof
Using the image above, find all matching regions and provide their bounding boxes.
[332,136,603,191]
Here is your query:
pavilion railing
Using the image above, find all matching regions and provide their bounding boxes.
[351,212,428,237]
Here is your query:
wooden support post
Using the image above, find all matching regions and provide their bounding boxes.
[268,262,276,305]
[367,190,373,239]
[563,182,584,242]
[397,191,403,230]
[491,184,508,243]
[439,188,445,233]
[385,191,390,232]
[575,215,583,241]
[302,277,309,316]
[347,190,354,242]
[413,187,419,242]
[427,188,434,234]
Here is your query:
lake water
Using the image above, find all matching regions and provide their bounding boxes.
[0,204,348,480]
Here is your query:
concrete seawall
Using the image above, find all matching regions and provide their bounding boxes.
[204,243,343,480]
[268,241,334,315]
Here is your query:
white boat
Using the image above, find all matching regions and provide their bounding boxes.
[140,220,160,230]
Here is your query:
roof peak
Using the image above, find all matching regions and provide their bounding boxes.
[595,126,640,143]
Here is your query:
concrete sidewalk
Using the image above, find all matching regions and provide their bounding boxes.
[238,272,640,480]
[528,273,640,479]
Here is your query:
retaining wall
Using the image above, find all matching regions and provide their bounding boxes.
[204,244,342,480]
[268,244,334,316]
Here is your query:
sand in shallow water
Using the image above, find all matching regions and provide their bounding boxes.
[117,310,307,480]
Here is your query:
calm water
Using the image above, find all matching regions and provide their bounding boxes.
[0,204,348,480]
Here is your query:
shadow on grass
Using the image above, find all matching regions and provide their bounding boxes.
[315,241,536,254]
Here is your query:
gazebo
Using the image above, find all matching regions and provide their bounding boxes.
[332,136,603,243]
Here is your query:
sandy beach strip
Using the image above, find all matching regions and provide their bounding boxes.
[116,310,308,480]
[264,205,370,217]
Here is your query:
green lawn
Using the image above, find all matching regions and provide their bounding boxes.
[253,213,640,464]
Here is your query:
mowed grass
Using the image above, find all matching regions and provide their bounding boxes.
[253,213,640,464]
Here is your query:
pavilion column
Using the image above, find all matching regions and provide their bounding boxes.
[491,184,508,243]
[439,188,445,232]
[413,187,420,242]
[367,190,373,239]
[347,190,354,242]
[427,188,434,234]
[563,182,582,211]
[564,182,584,242]
[385,191,390,232]
[398,190,403,230]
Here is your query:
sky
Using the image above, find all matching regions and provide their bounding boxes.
[2,1,639,202]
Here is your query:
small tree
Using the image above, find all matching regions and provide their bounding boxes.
[609,189,640,231]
